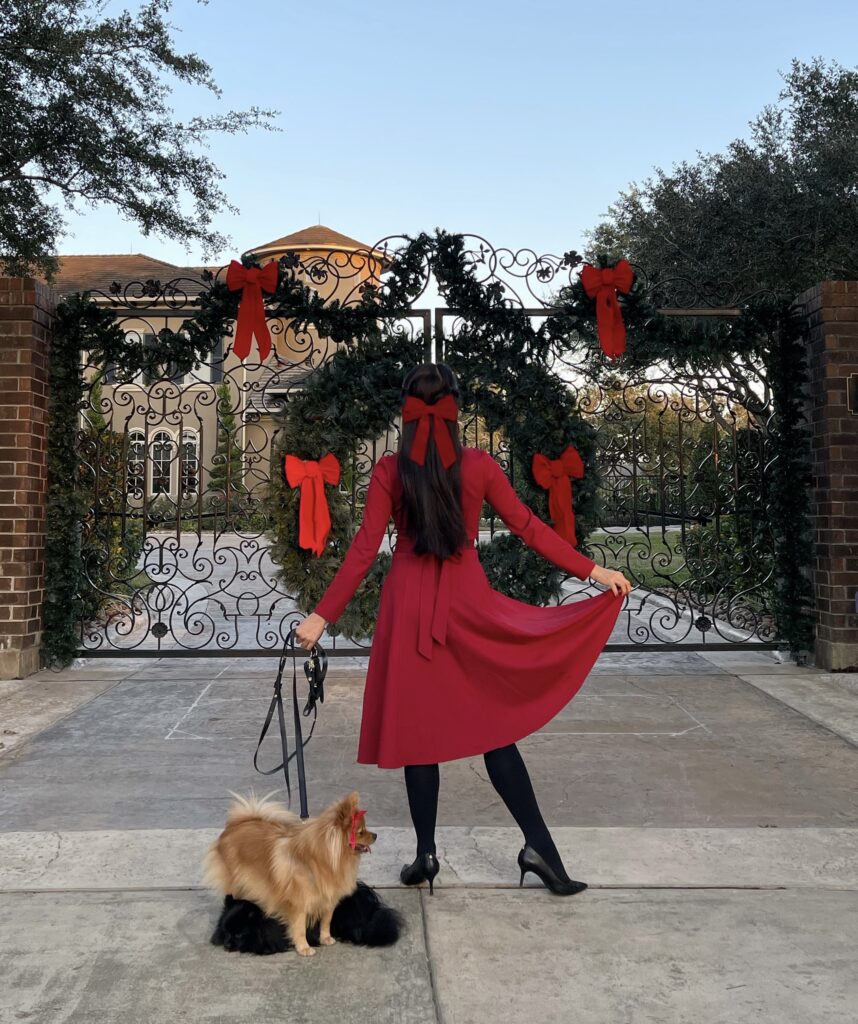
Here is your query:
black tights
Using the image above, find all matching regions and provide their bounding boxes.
[403,743,569,880]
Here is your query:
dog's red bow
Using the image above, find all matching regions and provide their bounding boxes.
[349,808,367,850]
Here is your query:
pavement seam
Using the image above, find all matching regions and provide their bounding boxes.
[418,887,445,1024]
[161,662,235,741]
[0,674,130,768]
[737,674,858,750]
[2,882,857,894]
[0,656,234,765]
[164,680,216,740]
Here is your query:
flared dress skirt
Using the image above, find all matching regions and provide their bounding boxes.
[357,545,623,769]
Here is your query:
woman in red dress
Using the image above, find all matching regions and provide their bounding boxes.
[296,363,632,895]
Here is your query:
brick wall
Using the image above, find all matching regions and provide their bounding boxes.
[0,278,55,678]
[795,280,858,671]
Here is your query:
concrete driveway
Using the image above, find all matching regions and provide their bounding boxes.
[1,650,856,1023]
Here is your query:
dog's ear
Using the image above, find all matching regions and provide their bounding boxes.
[335,789,361,825]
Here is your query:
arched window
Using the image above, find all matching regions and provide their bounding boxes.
[126,430,145,497]
[151,430,174,495]
[180,430,199,497]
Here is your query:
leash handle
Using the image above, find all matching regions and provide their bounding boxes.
[252,623,327,819]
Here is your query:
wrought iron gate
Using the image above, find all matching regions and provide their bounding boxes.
[75,236,781,656]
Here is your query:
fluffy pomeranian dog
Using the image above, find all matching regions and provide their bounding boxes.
[203,789,397,957]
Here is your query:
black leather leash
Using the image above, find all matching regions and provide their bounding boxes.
[253,625,328,819]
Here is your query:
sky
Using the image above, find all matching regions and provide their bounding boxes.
[59,0,858,269]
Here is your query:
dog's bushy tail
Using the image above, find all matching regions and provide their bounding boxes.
[331,881,405,947]
[211,895,291,955]
[225,790,298,827]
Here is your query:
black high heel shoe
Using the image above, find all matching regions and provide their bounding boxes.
[400,851,440,895]
[517,845,588,896]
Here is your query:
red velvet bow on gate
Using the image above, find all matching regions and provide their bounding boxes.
[226,259,279,362]
[580,259,634,360]
[284,452,341,556]
[401,393,459,468]
[531,444,585,546]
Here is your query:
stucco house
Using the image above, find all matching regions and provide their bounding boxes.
[55,225,392,511]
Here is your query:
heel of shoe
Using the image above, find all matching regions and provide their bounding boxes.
[401,851,440,893]
[518,844,588,897]
[426,853,439,895]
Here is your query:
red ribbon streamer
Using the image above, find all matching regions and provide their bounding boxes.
[580,259,634,360]
[284,452,341,557]
[349,808,367,850]
[531,444,585,546]
[416,546,474,661]
[226,259,279,362]
[401,393,459,468]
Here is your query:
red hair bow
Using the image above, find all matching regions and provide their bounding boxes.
[580,259,634,360]
[284,452,341,556]
[531,444,585,546]
[226,259,279,362]
[349,808,367,850]
[401,393,458,468]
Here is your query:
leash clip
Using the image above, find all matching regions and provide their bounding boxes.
[303,642,327,714]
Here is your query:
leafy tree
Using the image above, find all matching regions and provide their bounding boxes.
[0,0,279,279]
[207,379,244,516]
[78,377,145,619]
[578,61,825,654]
[583,56,858,303]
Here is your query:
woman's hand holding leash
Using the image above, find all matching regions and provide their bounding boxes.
[590,566,633,597]
[295,612,327,651]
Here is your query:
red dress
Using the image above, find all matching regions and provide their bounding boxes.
[313,446,623,769]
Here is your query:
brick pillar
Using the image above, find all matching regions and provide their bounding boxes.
[0,278,55,678]
[795,280,858,671]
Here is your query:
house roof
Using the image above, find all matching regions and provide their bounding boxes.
[54,224,391,296]
[245,361,315,415]
[53,254,207,298]
[245,224,392,265]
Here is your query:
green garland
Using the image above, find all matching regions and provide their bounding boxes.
[759,301,816,655]
[43,290,235,667]
[268,341,423,639]
[550,256,816,657]
[263,231,814,657]
[264,232,608,641]
[44,296,121,666]
[42,229,815,665]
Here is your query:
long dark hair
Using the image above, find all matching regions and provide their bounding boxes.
[396,362,469,559]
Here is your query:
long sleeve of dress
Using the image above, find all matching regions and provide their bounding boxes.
[482,451,597,581]
[312,458,394,625]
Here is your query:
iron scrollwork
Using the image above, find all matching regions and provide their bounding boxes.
[76,237,780,655]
